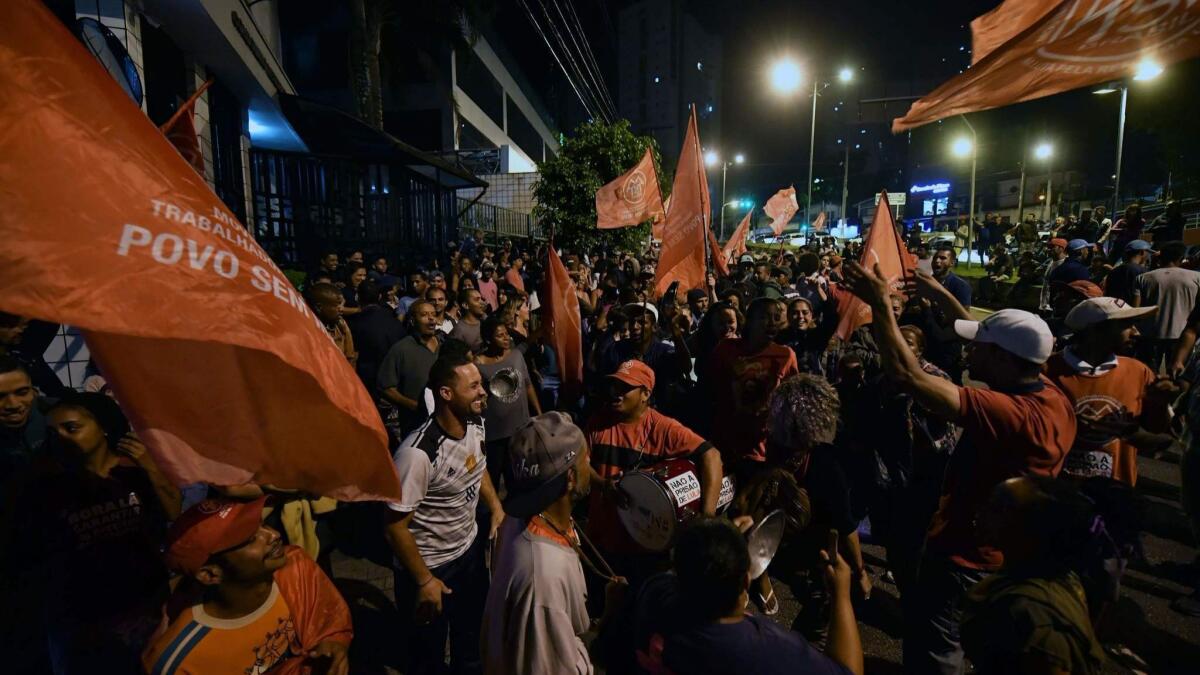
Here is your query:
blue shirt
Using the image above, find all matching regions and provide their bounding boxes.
[1048,258,1091,285]
[941,271,973,307]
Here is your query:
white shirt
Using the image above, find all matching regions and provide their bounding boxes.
[389,417,487,567]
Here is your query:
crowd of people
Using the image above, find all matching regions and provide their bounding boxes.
[3,213,1200,675]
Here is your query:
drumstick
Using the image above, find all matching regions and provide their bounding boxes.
[577,527,618,581]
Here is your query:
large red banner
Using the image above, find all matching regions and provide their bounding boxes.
[595,147,665,229]
[0,0,400,501]
[654,107,709,295]
[893,0,1200,132]
[835,192,916,340]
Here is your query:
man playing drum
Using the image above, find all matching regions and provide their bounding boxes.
[584,359,724,585]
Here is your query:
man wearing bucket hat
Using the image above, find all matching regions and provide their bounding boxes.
[1046,298,1176,485]
[482,412,626,675]
[143,497,352,675]
[844,261,1076,675]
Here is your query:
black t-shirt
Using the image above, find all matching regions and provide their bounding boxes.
[19,462,169,622]
[632,572,851,675]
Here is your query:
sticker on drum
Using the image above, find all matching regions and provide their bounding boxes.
[617,472,677,551]
[717,475,735,511]
[665,470,701,506]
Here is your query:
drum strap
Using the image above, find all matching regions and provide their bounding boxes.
[536,514,619,583]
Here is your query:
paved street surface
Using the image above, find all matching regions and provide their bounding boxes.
[332,446,1200,674]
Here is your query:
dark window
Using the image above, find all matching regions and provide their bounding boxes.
[506,95,542,164]
[141,19,187,126]
[458,117,496,151]
[208,79,247,223]
[457,49,503,128]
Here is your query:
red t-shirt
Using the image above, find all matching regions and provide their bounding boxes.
[1045,353,1159,485]
[925,377,1076,570]
[703,338,799,464]
[585,408,712,554]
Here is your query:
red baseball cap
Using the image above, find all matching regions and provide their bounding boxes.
[1049,238,1069,249]
[1051,279,1103,299]
[607,359,655,391]
[165,496,267,576]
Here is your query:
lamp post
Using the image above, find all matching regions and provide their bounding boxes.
[1094,57,1163,214]
[718,153,745,238]
[952,117,977,268]
[768,58,853,226]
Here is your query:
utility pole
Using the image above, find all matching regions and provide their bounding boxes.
[840,142,850,227]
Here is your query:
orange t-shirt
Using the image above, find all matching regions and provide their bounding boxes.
[702,338,799,463]
[143,582,301,675]
[926,377,1076,570]
[1045,352,1158,485]
[584,408,712,554]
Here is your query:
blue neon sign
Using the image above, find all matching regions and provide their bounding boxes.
[911,182,950,194]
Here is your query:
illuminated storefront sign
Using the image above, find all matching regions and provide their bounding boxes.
[911,182,950,194]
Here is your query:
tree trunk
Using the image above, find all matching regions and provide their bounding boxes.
[348,0,384,130]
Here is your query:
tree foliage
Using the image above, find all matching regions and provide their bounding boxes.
[533,120,671,253]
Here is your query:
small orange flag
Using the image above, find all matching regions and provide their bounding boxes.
[722,208,753,262]
[654,106,709,295]
[543,244,584,401]
[0,0,399,501]
[835,191,916,340]
[812,211,827,232]
[893,0,1200,132]
[160,79,213,174]
[706,225,729,277]
[596,147,665,229]
[764,186,798,236]
[652,194,672,241]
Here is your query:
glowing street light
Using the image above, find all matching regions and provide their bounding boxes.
[769,58,803,94]
[1033,142,1053,161]
[1133,57,1164,81]
[838,67,854,83]
[704,150,719,167]
[716,153,748,236]
[734,153,745,164]
[951,136,973,158]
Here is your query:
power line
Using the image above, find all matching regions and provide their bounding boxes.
[518,0,598,121]
[534,0,611,122]
[550,0,617,120]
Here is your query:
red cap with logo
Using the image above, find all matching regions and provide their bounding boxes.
[165,496,267,576]
[607,359,655,391]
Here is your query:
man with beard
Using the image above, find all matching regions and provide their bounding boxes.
[377,299,441,435]
[482,412,628,675]
[384,353,505,675]
[143,497,353,675]
[0,357,43,486]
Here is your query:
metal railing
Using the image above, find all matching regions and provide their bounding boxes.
[457,197,543,242]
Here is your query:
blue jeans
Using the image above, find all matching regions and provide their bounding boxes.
[902,553,988,675]
[393,532,488,675]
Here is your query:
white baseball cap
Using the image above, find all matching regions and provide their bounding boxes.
[954,308,1054,364]
[1065,297,1157,331]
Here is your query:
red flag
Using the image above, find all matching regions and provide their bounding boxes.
[543,244,584,400]
[722,208,753,261]
[706,225,729,277]
[764,186,798,236]
[893,1,1200,132]
[160,79,213,174]
[652,194,671,240]
[835,191,916,340]
[654,107,709,295]
[0,0,399,501]
[596,147,665,229]
[812,211,828,232]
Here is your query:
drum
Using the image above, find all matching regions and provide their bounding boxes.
[616,458,735,551]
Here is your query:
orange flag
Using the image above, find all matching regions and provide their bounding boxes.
[812,211,828,232]
[596,147,665,229]
[764,186,798,236]
[835,191,916,340]
[706,225,729,277]
[893,0,1200,132]
[160,79,213,174]
[543,244,584,400]
[654,106,709,295]
[722,208,753,261]
[652,194,672,240]
[0,0,399,501]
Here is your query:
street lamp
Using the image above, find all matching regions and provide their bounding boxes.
[951,119,977,268]
[1016,141,1054,224]
[704,150,719,167]
[716,153,747,237]
[1094,57,1164,214]
[1033,142,1053,161]
[768,58,855,229]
